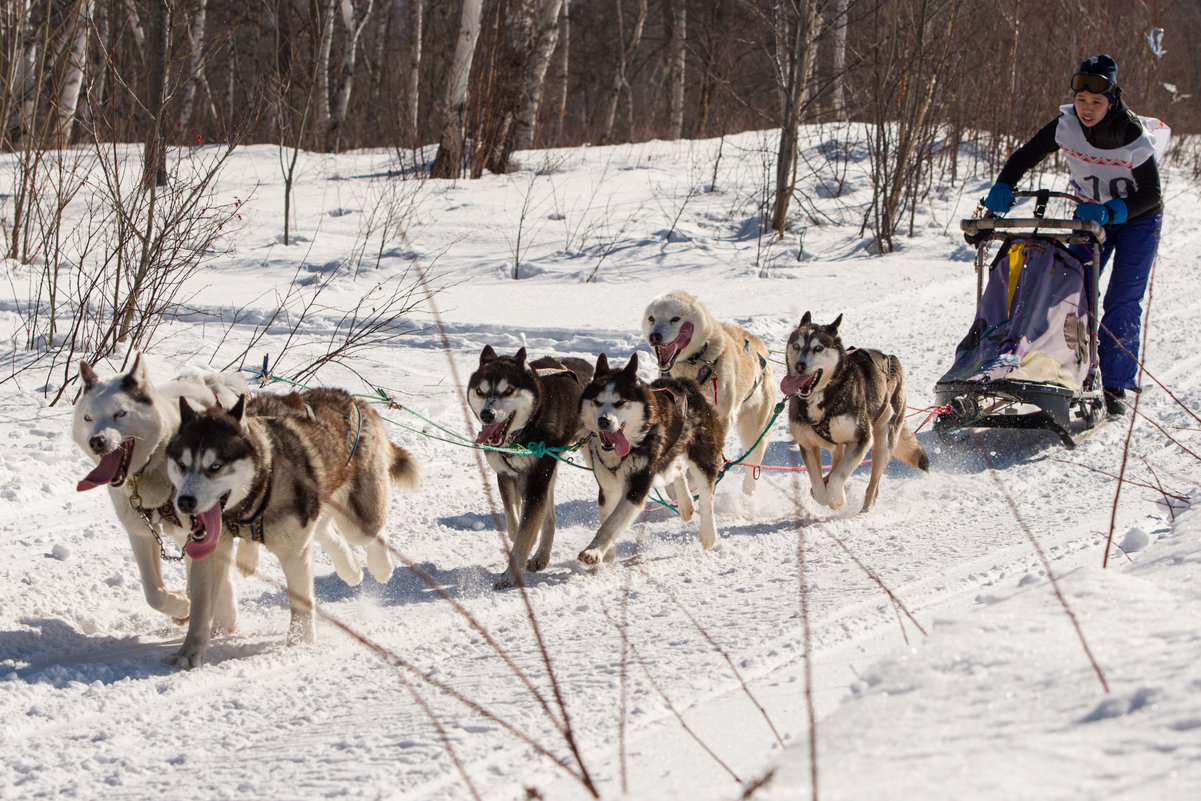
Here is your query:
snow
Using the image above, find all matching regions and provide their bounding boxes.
[1,127,1199,800]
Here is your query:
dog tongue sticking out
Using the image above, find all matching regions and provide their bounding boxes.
[598,427,631,458]
[475,417,512,446]
[655,321,694,370]
[780,372,818,397]
[76,440,135,491]
[184,504,225,560]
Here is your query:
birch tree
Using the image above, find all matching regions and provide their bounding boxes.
[430,0,483,178]
[511,0,564,152]
[176,0,208,132]
[55,0,92,144]
[553,0,569,145]
[407,0,423,145]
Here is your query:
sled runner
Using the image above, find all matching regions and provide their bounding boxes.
[934,190,1107,449]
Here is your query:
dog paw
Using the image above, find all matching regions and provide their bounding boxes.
[578,548,602,567]
[286,617,316,646]
[526,554,549,573]
[698,529,717,550]
[493,571,519,590]
[827,488,847,510]
[172,615,190,627]
[158,592,190,621]
[809,486,828,506]
[235,541,261,577]
[163,649,204,670]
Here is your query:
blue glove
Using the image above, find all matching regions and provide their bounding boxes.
[1104,197,1128,225]
[1074,201,1109,226]
[984,183,1014,213]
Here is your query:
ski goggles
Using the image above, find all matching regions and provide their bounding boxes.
[1071,73,1114,94]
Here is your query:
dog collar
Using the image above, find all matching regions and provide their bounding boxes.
[226,473,272,544]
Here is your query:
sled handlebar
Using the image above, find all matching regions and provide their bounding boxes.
[960,217,1106,247]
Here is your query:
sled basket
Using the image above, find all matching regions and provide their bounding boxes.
[935,191,1107,448]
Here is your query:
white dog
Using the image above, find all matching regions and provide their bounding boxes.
[643,290,775,495]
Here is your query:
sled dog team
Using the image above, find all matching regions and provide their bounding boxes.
[73,291,927,667]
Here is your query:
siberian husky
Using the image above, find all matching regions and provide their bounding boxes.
[577,352,726,566]
[781,312,929,513]
[643,290,774,495]
[73,354,258,633]
[468,345,594,589]
[164,388,420,668]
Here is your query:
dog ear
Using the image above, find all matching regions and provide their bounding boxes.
[515,346,527,367]
[623,352,639,376]
[479,344,497,366]
[800,310,811,326]
[229,394,248,423]
[79,360,99,391]
[179,396,199,424]
[595,352,609,374]
[829,313,843,333]
[121,354,153,400]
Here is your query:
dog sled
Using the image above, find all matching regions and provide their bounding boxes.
[934,190,1107,449]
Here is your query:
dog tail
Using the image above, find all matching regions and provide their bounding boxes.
[888,356,929,472]
[390,444,422,490]
[894,423,930,472]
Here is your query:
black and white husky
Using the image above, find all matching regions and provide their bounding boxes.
[781,312,929,513]
[72,354,258,633]
[577,352,726,566]
[164,388,420,668]
[468,345,594,589]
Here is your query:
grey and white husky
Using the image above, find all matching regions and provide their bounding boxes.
[781,312,929,513]
[468,345,594,589]
[164,388,420,668]
[72,354,257,633]
[577,352,726,566]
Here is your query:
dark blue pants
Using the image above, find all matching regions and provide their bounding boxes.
[1074,214,1162,390]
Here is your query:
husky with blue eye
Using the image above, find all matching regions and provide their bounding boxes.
[467,345,594,589]
[72,354,257,633]
[781,312,929,513]
[577,352,726,567]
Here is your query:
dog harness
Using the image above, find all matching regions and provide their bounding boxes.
[667,339,768,405]
[799,348,892,444]
[226,473,271,544]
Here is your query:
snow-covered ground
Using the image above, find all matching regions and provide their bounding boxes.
[1,129,1198,800]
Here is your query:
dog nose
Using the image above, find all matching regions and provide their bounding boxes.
[648,331,662,345]
[89,435,108,454]
[177,495,197,514]
[479,408,495,423]
[597,416,611,430]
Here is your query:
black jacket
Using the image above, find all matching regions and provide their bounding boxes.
[997,98,1163,222]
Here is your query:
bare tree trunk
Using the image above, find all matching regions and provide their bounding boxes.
[830,0,849,121]
[176,0,208,132]
[314,0,337,140]
[769,0,819,235]
[430,0,483,178]
[407,0,423,146]
[56,0,93,144]
[599,0,646,145]
[661,0,685,139]
[553,0,569,145]
[329,0,376,149]
[141,0,169,189]
[512,0,563,152]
